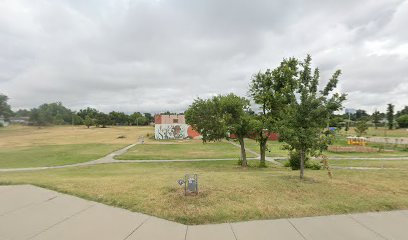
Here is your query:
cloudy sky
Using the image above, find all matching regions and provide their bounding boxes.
[1,0,407,114]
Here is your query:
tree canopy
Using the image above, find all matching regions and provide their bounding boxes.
[0,93,12,120]
[278,55,346,179]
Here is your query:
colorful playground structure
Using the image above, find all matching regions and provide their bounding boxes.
[347,136,367,146]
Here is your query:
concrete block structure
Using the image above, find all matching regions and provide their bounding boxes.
[154,114,200,140]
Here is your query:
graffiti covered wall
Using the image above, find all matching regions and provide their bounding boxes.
[155,124,189,139]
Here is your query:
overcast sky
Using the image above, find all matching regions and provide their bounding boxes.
[1,0,407,114]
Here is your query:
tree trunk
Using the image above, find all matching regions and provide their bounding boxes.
[259,139,267,167]
[300,149,305,179]
[238,137,247,167]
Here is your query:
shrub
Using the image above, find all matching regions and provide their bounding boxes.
[287,151,321,170]
[396,114,408,128]
[307,160,322,170]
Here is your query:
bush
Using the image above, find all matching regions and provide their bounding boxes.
[396,114,408,128]
[307,160,322,170]
[0,122,3,127]
[287,151,321,170]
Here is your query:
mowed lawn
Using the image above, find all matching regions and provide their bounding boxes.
[244,137,408,159]
[1,161,407,224]
[116,140,256,160]
[0,125,153,168]
[0,144,125,168]
[329,159,408,169]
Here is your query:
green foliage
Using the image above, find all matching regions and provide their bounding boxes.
[109,111,129,126]
[355,120,369,137]
[0,93,13,120]
[84,116,94,128]
[13,109,30,117]
[249,58,298,167]
[29,102,73,126]
[387,103,394,130]
[396,106,408,117]
[278,55,346,178]
[77,107,99,119]
[396,114,408,128]
[130,112,148,126]
[185,93,252,166]
[95,112,111,128]
[372,110,381,129]
[285,151,321,170]
[185,97,226,142]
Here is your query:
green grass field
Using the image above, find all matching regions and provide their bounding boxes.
[1,161,407,224]
[329,159,408,169]
[116,140,256,160]
[0,144,125,168]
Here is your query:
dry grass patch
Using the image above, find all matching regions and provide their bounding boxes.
[0,125,154,148]
[1,161,407,224]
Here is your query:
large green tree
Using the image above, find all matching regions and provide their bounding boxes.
[279,55,346,179]
[248,58,298,167]
[0,93,13,120]
[185,93,252,166]
[386,104,394,130]
[30,102,73,126]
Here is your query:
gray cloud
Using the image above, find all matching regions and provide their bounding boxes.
[0,0,407,114]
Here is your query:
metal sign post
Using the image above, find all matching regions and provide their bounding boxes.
[184,174,198,196]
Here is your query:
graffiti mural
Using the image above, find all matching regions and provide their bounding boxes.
[155,124,189,139]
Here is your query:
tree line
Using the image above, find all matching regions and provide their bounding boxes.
[0,99,154,127]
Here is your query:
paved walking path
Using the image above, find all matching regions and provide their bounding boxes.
[0,185,407,240]
[1,143,407,173]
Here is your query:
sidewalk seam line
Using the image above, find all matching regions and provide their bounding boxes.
[348,214,389,240]
[184,225,188,240]
[0,193,58,217]
[287,219,308,240]
[229,223,238,240]
[123,216,152,240]
[27,204,95,240]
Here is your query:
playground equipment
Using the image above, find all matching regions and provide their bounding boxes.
[347,136,367,146]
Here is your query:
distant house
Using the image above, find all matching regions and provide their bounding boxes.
[9,117,30,125]
[154,114,200,140]
[0,116,9,127]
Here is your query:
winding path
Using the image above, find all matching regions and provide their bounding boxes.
[1,142,408,173]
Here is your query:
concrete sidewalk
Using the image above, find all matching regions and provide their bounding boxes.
[1,185,407,240]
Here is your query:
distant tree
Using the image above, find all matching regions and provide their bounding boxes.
[0,93,13,120]
[29,102,73,126]
[84,116,93,128]
[14,109,31,117]
[95,112,111,128]
[354,109,369,121]
[71,114,83,125]
[109,111,129,125]
[130,112,148,126]
[396,114,408,128]
[371,110,381,129]
[396,106,408,117]
[144,113,154,124]
[77,107,99,120]
[279,55,346,179]
[248,58,298,167]
[386,104,394,130]
[355,119,369,137]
